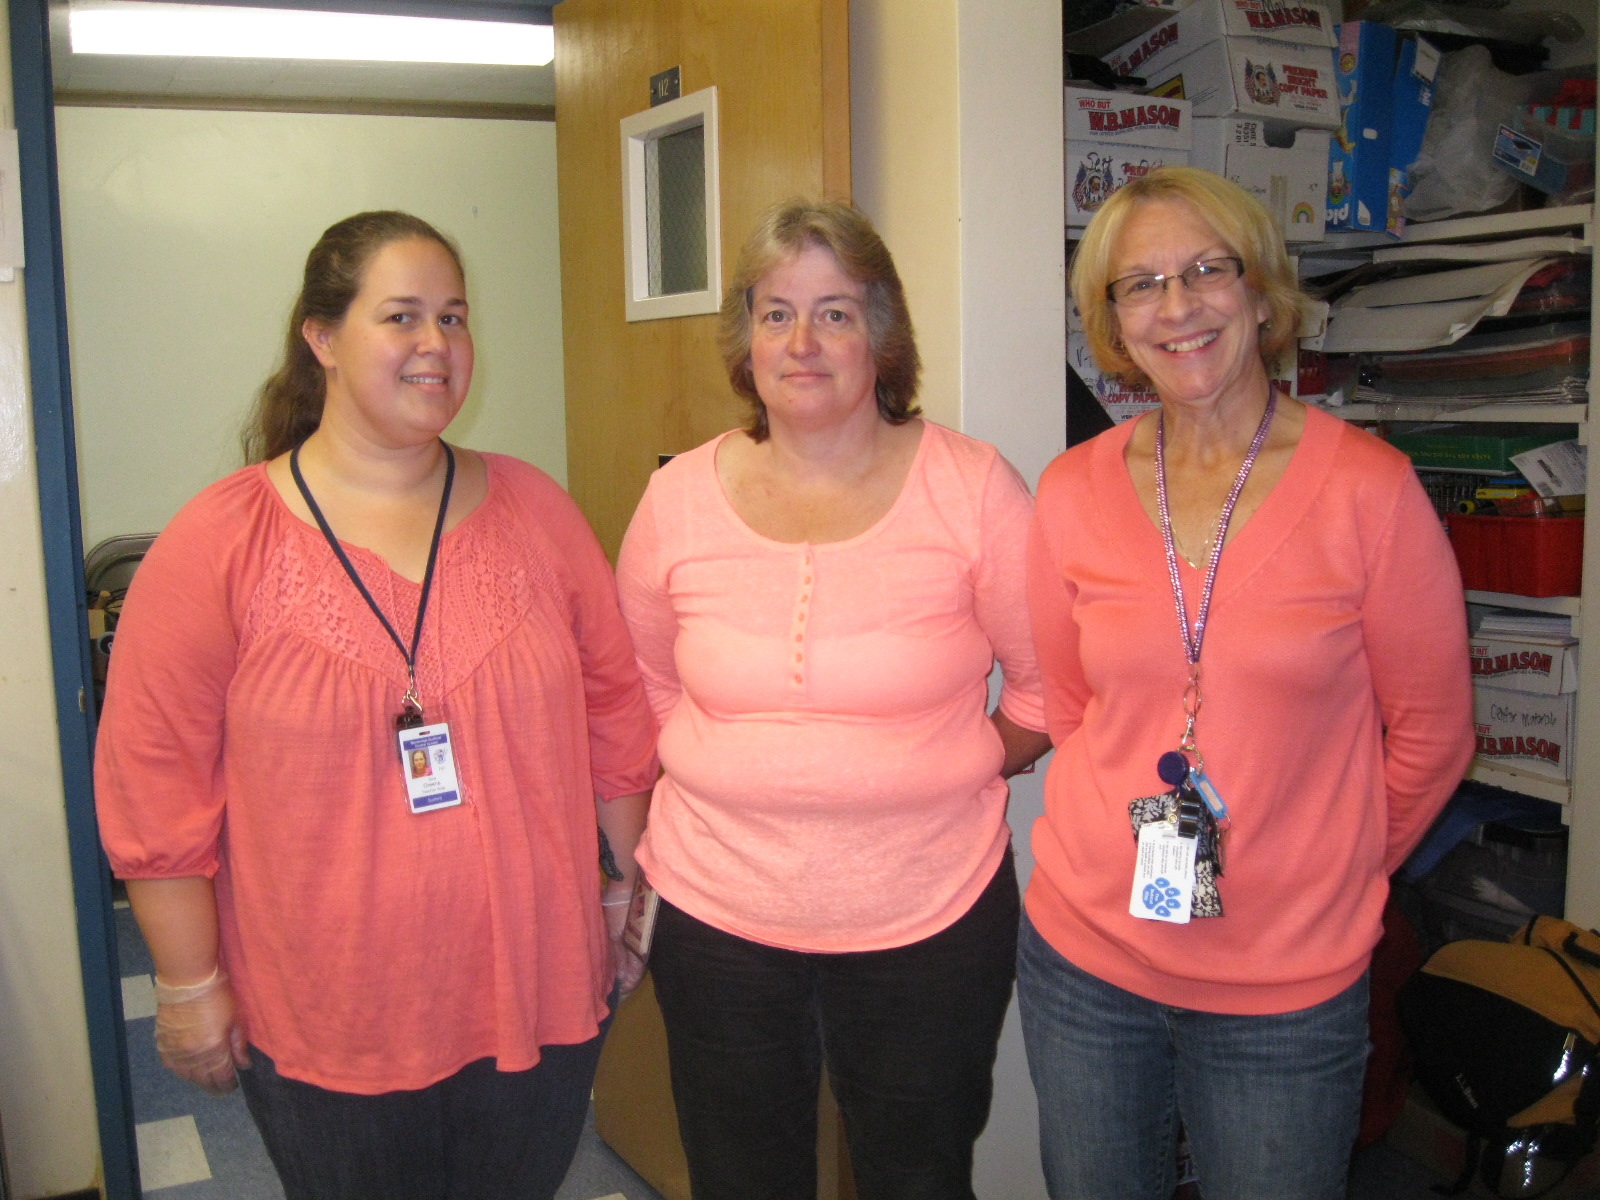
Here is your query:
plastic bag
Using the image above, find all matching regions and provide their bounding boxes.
[1405,46,1529,221]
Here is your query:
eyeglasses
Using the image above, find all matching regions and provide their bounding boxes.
[1106,257,1245,306]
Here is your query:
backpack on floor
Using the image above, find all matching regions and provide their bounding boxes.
[1397,915,1600,1198]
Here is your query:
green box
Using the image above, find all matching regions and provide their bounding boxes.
[1386,424,1580,474]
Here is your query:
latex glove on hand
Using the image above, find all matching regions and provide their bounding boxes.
[602,886,647,998]
[153,968,250,1094]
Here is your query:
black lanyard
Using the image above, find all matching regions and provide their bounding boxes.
[289,442,456,729]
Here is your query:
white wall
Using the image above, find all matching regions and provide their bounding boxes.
[852,3,1066,1196]
[849,2,961,432]
[0,0,104,1193]
[56,107,566,549]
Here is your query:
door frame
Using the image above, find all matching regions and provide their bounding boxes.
[8,1,138,1194]
[8,3,560,1195]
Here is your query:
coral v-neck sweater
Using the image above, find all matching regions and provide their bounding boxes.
[1027,406,1473,1014]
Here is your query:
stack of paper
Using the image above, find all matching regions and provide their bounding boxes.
[1476,611,1575,639]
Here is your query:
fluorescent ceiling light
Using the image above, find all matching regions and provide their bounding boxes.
[69,1,554,67]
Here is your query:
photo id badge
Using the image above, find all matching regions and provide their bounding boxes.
[1129,821,1197,924]
[396,722,462,814]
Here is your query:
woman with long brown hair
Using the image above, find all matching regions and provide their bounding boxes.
[96,210,657,1200]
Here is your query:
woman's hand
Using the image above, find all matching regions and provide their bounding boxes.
[153,968,250,1094]
[992,709,1054,778]
[596,788,653,998]
[602,884,648,997]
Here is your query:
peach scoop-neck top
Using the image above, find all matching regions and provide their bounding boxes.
[617,421,1047,953]
[96,453,659,1094]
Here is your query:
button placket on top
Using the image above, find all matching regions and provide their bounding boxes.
[789,546,814,691]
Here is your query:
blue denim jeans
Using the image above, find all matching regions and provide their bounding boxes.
[237,1005,612,1200]
[1017,913,1369,1200]
[649,851,1020,1200]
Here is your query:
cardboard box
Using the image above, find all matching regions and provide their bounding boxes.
[1494,114,1597,196]
[1069,330,1162,423]
[1326,21,1392,232]
[1144,35,1339,132]
[1326,26,1437,234]
[1104,0,1336,86]
[1067,293,1298,411]
[1381,36,1439,237]
[1473,685,1574,782]
[1387,425,1575,473]
[1065,88,1193,227]
[1191,117,1329,239]
[1469,635,1580,695]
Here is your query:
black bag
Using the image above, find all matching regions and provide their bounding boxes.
[1397,915,1600,1197]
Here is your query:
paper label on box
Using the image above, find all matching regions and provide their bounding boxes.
[1493,125,1542,176]
[1473,686,1573,782]
[1412,38,1440,83]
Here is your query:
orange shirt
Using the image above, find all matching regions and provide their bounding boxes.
[1027,408,1474,1015]
[617,423,1046,953]
[96,454,658,1094]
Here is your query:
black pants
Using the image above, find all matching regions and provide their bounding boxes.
[237,1024,608,1200]
[650,850,1020,1200]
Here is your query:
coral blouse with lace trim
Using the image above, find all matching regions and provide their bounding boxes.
[95,453,659,1094]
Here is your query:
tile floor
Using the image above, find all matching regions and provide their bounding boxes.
[115,902,665,1200]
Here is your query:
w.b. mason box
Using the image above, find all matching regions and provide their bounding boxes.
[1472,685,1574,783]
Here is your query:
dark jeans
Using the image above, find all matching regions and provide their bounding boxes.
[237,1019,610,1200]
[650,850,1020,1200]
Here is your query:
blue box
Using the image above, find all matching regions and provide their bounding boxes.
[1326,21,1395,232]
[1384,37,1438,237]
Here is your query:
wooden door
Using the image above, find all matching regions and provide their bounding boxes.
[554,6,853,1196]
[554,0,851,559]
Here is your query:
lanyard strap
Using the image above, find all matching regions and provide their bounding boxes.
[290,442,456,710]
[1155,389,1276,668]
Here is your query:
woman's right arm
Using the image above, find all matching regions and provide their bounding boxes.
[97,493,249,1090]
[126,876,249,1092]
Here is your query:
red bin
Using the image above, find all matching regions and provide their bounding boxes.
[1447,514,1584,597]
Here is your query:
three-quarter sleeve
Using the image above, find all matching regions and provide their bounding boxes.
[95,499,243,879]
[973,454,1047,733]
[616,478,684,727]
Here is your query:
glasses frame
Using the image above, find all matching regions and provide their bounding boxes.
[1106,257,1246,307]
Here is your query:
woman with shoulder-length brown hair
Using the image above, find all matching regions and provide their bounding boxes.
[1022,166,1473,1199]
[616,198,1052,1200]
[95,210,658,1200]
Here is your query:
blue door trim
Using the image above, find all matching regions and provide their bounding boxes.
[7,1,139,1195]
